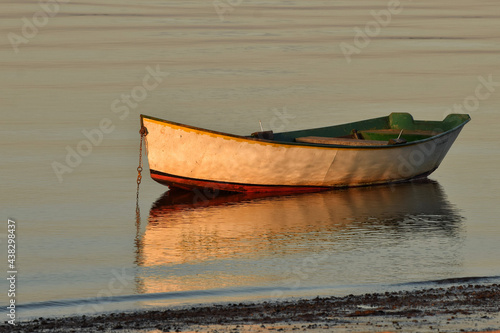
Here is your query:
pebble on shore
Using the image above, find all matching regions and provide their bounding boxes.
[2,283,499,333]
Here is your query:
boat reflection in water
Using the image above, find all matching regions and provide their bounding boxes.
[135,180,464,303]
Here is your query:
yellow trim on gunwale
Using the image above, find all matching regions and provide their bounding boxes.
[141,114,451,150]
[143,117,343,149]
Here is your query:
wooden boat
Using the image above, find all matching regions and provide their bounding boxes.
[140,112,470,193]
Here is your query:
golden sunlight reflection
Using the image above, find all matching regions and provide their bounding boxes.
[134,180,463,295]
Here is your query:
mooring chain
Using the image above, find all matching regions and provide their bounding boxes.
[137,126,148,186]
[136,126,148,209]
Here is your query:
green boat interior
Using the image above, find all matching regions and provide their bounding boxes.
[251,113,470,147]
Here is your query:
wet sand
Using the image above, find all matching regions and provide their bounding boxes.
[3,283,499,333]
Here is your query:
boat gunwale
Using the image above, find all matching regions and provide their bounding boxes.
[140,114,470,150]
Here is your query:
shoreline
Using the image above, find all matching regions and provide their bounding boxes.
[2,283,499,333]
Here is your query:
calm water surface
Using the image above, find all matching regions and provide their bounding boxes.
[1,0,500,319]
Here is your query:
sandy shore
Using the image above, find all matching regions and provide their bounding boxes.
[2,284,499,333]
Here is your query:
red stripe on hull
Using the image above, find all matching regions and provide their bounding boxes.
[150,170,331,194]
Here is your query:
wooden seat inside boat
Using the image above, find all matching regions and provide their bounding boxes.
[295,136,388,146]
[358,129,439,142]
[294,127,442,146]
[359,129,440,136]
